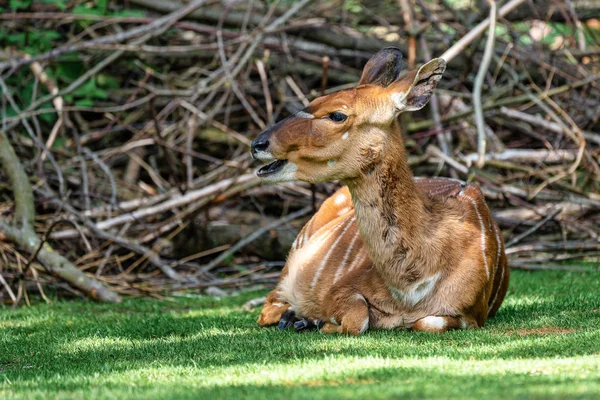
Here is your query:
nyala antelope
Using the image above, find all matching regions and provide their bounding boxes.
[251,48,509,335]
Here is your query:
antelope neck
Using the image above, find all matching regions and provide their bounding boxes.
[346,123,429,284]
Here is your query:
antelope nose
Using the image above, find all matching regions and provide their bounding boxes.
[251,138,270,154]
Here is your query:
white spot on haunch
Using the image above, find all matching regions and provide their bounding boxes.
[342,132,349,140]
[327,160,336,167]
[420,316,446,330]
[334,193,347,205]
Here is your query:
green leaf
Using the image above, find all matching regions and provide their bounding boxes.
[55,62,86,83]
[97,74,120,89]
[71,78,108,101]
[39,112,58,124]
[9,0,32,11]
[72,4,104,15]
[75,99,94,107]
[52,137,67,149]
[97,0,108,13]
[110,9,145,17]
[39,0,68,11]
[7,33,26,47]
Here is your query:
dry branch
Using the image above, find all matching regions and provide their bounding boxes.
[0,130,120,302]
[51,173,259,239]
[0,0,213,72]
[1,0,598,300]
[473,0,497,168]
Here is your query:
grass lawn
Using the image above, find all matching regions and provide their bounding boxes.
[1,269,599,399]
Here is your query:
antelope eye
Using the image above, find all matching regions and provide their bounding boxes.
[327,111,348,123]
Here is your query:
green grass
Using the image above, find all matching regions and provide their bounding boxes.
[1,270,600,399]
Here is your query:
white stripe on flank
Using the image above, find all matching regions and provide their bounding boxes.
[427,183,462,197]
[428,186,456,197]
[489,261,505,314]
[278,218,347,310]
[298,217,314,249]
[492,223,501,277]
[333,229,360,284]
[310,215,355,288]
[347,248,368,273]
[414,177,463,184]
[488,223,504,315]
[337,207,351,216]
[459,192,490,279]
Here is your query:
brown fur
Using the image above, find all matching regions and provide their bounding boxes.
[258,180,509,335]
[253,50,510,334]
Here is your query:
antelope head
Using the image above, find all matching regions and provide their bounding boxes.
[251,48,446,183]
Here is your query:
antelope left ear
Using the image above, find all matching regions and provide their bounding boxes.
[358,47,403,88]
[391,58,446,112]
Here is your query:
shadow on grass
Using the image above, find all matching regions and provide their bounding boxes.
[3,302,600,371]
[1,270,599,397]
[120,368,599,400]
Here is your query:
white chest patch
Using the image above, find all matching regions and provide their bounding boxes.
[389,272,441,306]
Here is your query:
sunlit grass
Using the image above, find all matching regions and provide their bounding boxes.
[1,270,599,399]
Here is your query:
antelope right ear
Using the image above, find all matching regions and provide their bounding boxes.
[358,47,403,88]
[390,58,446,112]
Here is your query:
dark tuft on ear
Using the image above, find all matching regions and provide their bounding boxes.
[358,47,403,88]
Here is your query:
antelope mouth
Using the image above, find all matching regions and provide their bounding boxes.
[257,159,288,177]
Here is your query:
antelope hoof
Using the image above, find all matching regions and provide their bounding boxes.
[293,319,323,332]
[277,309,296,330]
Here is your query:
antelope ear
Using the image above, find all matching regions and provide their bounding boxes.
[358,47,403,88]
[390,58,446,112]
